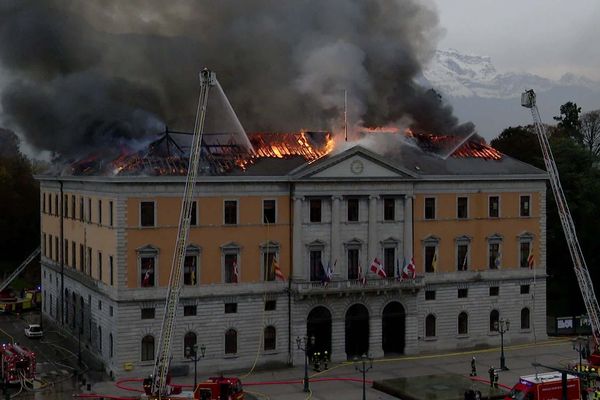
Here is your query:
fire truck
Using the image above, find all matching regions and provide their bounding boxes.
[505,372,581,400]
[0,343,36,384]
[0,288,41,313]
[193,377,244,400]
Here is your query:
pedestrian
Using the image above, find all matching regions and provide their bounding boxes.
[470,356,477,376]
[488,366,495,388]
[493,369,499,388]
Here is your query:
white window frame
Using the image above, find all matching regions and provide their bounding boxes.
[139,200,156,228]
[455,235,471,271]
[262,199,277,225]
[520,194,532,217]
[488,195,500,218]
[487,234,503,269]
[456,196,469,219]
[424,196,437,220]
[137,245,159,288]
[223,199,239,225]
[260,241,280,282]
[184,245,202,286]
[221,242,241,283]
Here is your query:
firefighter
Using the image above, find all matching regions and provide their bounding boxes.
[493,369,499,388]
[323,351,329,370]
[488,366,495,388]
[313,352,321,372]
[470,356,477,376]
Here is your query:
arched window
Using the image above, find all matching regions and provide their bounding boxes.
[141,335,155,361]
[109,333,113,358]
[225,329,237,354]
[490,310,500,332]
[264,326,276,351]
[184,332,197,357]
[521,308,530,330]
[98,326,102,352]
[425,314,436,337]
[458,312,468,335]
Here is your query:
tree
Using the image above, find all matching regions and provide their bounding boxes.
[553,101,582,143]
[581,110,600,157]
[490,125,544,169]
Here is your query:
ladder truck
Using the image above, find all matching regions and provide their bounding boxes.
[146,68,216,399]
[521,89,600,364]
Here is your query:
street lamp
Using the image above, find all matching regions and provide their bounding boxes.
[185,343,206,390]
[296,335,315,393]
[573,336,588,371]
[354,354,373,400]
[494,318,510,371]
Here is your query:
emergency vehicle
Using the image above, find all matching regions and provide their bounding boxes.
[0,288,41,313]
[193,377,244,400]
[505,372,581,400]
[0,343,36,384]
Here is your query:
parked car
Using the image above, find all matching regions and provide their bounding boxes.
[24,324,43,338]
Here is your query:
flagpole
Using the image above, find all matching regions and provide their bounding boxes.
[344,89,348,142]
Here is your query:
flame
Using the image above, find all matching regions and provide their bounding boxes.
[248,131,334,161]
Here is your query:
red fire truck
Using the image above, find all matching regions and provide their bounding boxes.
[193,376,244,400]
[505,372,581,400]
[0,288,41,313]
[0,343,36,384]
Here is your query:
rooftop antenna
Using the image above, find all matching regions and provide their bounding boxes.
[344,89,348,142]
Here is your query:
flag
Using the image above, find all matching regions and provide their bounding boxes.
[273,257,285,281]
[527,251,534,269]
[326,261,334,281]
[370,257,386,278]
[494,252,501,269]
[431,251,438,272]
[395,259,401,281]
[320,261,330,286]
[190,269,196,285]
[142,268,151,287]
[233,259,240,283]
[402,257,416,280]
[462,251,468,271]
[358,264,366,285]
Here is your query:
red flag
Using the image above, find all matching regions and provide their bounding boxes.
[370,257,386,278]
[358,264,366,285]
[401,257,416,280]
[528,252,534,269]
[233,259,240,283]
[273,258,285,281]
[142,268,151,287]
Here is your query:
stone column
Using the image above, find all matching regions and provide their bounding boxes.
[403,195,414,259]
[370,314,384,358]
[293,196,304,280]
[367,195,378,264]
[331,196,341,277]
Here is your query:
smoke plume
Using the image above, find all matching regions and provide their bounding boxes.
[0,0,474,158]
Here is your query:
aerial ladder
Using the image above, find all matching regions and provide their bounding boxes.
[522,89,600,363]
[148,68,216,398]
[0,247,40,293]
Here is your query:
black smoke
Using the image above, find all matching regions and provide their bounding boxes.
[0,0,474,158]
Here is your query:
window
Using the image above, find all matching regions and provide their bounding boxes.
[458,312,468,335]
[98,199,102,225]
[71,195,76,219]
[458,288,468,298]
[224,200,238,225]
[425,314,436,337]
[109,256,114,286]
[309,199,322,222]
[141,308,155,319]
[225,303,237,314]
[457,243,469,271]
[225,329,237,354]
[55,237,59,262]
[425,290,436,300]
[490,310,499,332]
[184,255,198,285]
[87,198,92,222]
[98,326,102,351]
[383,198,395,221]
[109,334,113,358]
[489,286,499,296]
[224,253,238,283]
[520,195,531,217]
[520,285,530,294]
[489,242,500,269]
[79,197,84,220]
[97,252,103,281]
[42,193,46,214]
[520,241,531,268]
[184,305,197,316]
[109,306,114,316]
[109,201,114,226]
[54,194,58,216]
[71,242,76,269]
[384,247,395,278]
[86,247,92,275]
[79,244,84,272]
[64,194,68,217]
[141,255,156,287]
[425,245,437,273]
[190,201,198,226]
[264,326,276,351]
[424,197,436,220]
[347,248,359,280]
[309,250,322,282]
[262,249,277,282]
[42,233,46,257]
[263,200,276,224]
[48,234,53,260]
[457,197,468,219]
[64,239,69,267]
[347,198,359,222]
[98,300,102,310]
[265,300,276,311]
[489,196,499,218]
[521,308,530,329]
[184,332,197,356]
[140,201,155,227]
[141,335,154,361]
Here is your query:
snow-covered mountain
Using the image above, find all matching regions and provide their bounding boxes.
[421,49,600,138]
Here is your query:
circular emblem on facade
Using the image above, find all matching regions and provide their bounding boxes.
[350,159,364,175]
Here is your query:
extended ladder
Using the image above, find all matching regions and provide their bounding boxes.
[151,69,216,397]
[522,90,600,350]
[0,247,40,293]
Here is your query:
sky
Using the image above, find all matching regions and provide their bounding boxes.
[432,0,600,80]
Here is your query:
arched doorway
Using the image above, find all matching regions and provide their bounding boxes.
[307,306,332,356]
[345,304,369,359]
[382,302,405,355]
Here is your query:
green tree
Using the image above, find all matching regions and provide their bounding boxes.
[490,125,544,169]
[553,101,582,144]
[581,110,600,157]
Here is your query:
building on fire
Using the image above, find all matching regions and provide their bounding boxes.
[37,130,548,376]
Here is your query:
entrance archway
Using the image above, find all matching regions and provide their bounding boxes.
[307,306,332,356]
[345,303,369,359]
[382,301,405,355]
